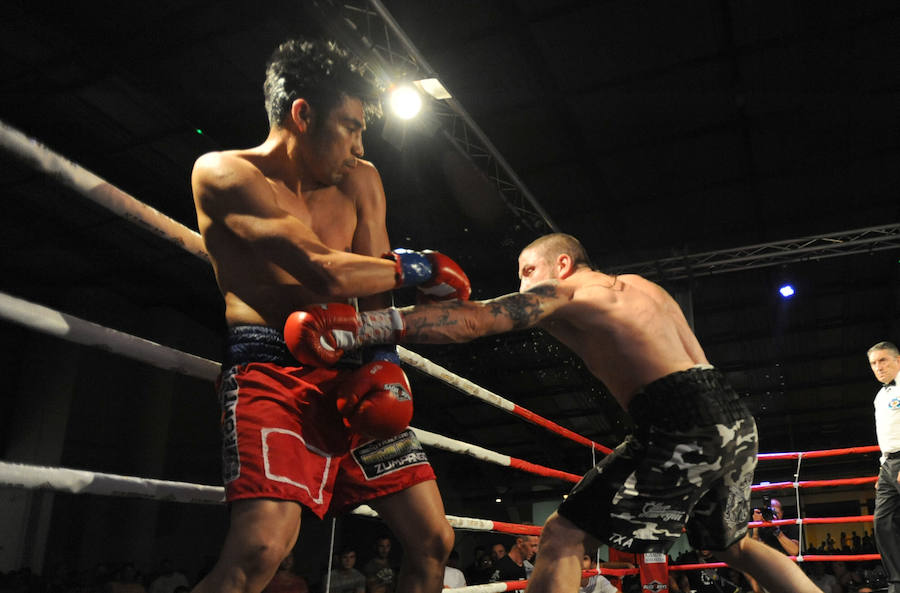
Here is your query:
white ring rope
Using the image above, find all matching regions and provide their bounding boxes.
[0,291,220,382]
[0,461,223,504]
[0,119,602,453]
[0,120,208,261]
[0,461,532,536]
[412,427,512,467]
[398,349,514,413]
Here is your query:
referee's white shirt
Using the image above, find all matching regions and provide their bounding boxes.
[875,379,900,464]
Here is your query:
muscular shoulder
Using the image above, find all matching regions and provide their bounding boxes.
[339,159,385,206]
[193,150,263,192]
[192,150,274,217]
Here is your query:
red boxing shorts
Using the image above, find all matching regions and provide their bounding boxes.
[218,325,435,517]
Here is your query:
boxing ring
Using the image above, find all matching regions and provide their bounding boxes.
[0,120,887,591]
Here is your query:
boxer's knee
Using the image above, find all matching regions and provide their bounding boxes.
[538,512,585,558]
[412,518,454,565]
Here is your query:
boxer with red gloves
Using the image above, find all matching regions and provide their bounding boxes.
[189,38,457,593]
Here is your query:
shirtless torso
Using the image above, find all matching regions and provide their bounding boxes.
[190,95,398,329]
[535,270,708,407]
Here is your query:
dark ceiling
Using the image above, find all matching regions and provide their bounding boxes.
[2,0,899,530]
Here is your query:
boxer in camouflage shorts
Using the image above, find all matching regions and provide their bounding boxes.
[287,233,823,593]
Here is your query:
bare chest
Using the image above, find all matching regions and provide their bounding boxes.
[274,184,357,251]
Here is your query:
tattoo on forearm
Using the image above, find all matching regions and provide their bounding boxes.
[403,300,464,338]
[489,283,560,329]
[399,282,561,341]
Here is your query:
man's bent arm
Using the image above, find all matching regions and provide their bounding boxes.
[347,161,393,311]
[397,282,568,343]
[193,152,397,299]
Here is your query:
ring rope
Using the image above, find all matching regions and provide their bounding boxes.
[0,460,539,536]
[412,427,581,483]
[751,477,877,491]
[399,350,610,453]
[0,291,220,382]
[758,446,881,459]
[0,119,609,455]
[750,516,874,528]
[0,120,208,261]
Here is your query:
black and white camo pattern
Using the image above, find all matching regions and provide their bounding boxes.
[559,405,758,554]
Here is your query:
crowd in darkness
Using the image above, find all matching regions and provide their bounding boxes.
[0,526,887,593]
[0,559,194,593]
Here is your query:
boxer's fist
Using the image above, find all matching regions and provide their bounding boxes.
[284,303,361,367]
[336,361,413,439]
[418,250,472,302]
[386,248,471,301]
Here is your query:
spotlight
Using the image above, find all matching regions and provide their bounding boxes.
[779,285,795,298]
[495,497,502,503]
[389,85,422,120]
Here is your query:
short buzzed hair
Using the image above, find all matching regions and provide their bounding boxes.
[868,341,899,356]
[521,233,593,270]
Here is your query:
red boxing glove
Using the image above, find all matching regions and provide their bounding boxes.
[386,249,471,302]
[285,305,409,367]
[336,361,413,440]
[284,303,361,367]
[418,250,472,303]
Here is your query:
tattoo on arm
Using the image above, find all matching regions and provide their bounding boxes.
[399,281,563,342]
[486,282,561,330]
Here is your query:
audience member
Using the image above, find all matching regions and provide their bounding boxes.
[807,563,839,593]
[362,536,396,593]
[751,498,799,557]
[464,546,494,585]
[324,548,365,593]
[442,550,466,589]
[489,536,538,583]
[578,550,617,593]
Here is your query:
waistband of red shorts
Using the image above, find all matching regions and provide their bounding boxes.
[224,325,296,367]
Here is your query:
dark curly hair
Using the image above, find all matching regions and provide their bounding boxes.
[263,38,382,129]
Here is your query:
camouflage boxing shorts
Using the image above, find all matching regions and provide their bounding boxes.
[557,365,758,553]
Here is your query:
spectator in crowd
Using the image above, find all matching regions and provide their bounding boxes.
[362,536,396,593]
[442,550,466,589]
[324,548,365,593]
[578,550,617,593]
[489,536,538,583]
[807,562,839,593]
[751,498,799,557]
[464,546,494,585]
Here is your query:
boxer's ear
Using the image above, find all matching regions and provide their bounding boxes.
[290,99,313,133]
[556,253,574,278]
